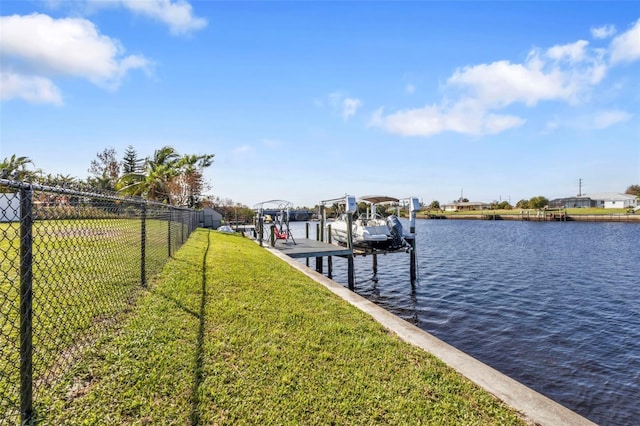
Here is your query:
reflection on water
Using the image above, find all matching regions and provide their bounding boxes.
[289,220,640,426]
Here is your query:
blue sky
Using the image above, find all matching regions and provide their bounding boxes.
[1,1,639,207]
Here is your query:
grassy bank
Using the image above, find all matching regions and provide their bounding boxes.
[38,229,525,424]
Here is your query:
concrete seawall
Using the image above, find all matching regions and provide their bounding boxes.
[265,246,596,426]
[424,213,640,222]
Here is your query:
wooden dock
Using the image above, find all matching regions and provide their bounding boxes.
[271,238,352,258]
[254,198,421,289]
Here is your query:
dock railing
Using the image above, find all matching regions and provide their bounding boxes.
[0,179,198,424]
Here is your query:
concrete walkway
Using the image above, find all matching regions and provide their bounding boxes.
[266,246,596,426]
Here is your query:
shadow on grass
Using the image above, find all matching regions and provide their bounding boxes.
[190,230,209,426]
[149,231,209,426]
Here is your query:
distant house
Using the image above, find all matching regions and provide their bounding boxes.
[589,193,639,209]
[199,207,222,229]
[548,197,595,209]
[549,193,638,209]
[442,201,491,212]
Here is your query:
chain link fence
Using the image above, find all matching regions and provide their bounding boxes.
[0,179,198,424]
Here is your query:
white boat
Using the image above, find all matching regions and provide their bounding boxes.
[329,195,406,250]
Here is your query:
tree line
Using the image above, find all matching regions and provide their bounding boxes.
[1,146,215,207]
[424,185,639,211]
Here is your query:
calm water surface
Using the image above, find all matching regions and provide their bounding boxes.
[290,220,640,425]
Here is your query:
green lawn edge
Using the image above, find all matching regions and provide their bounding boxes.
[38,228,525,425]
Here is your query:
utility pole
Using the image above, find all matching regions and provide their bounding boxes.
[578,178,583,197]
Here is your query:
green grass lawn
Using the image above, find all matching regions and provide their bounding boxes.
[35,229,525,425]
[0,218,178,423]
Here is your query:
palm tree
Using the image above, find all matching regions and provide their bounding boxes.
[119,146,181,202]
[0,155,38,181]
[172,153,215,206]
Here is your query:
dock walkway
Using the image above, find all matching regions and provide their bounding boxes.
[270,238,352,258]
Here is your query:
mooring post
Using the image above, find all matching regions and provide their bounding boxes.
[348,255,355,290]
[320,205,325,242]
[19,186,34,426]
[315,223,323,273]
[372,254,378,276]
[305,222,310,267]
[347,213,355,290]
[327,224,333,279]
[410,237,417,281]
[259,216,264,247]
[270,225,275,247]
[409,197,419,282]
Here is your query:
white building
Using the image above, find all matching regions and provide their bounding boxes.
[442,201,491,212]
[584,193,638,209]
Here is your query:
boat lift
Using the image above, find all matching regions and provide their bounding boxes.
[318,195,421,285]
[253,199,296,246]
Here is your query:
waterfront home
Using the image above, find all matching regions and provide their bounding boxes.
[442,201,491,212]
[549,193,638,209]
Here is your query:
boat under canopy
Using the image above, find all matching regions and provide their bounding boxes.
[326,195,406,250]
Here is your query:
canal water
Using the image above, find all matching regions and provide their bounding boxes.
[289,220,639,425]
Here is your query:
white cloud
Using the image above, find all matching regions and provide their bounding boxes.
[592,110,633,129]
[609,19,640,64]
[0,71,63,105]
[371,28,622,138]
[546,40,589,63]
[342,97,362,121]
[405,84,416,94]
[43,0,207,35]
[448,59,567,107]
[327,92,362,121]
[116,0,207,35]
[369,103,525,137]
[0,13,151,92]
[591,24,616,39]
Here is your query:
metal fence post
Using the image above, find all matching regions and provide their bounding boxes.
[181,210,185,244]
[19,186,34,425]
[141,203,147,287]
[168,207,172,258]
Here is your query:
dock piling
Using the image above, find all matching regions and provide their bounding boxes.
[347,213,355,290]
[305,222,310,267]
[372,254,378,282]
[327,224,333,279]
[315,223,323,274]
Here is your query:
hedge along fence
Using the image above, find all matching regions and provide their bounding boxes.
[0,179,199,425]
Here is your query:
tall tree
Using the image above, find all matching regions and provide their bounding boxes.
[625,185,640,197]
[88,147,120,190]
[169,153,215,207]
[118,145,144,190]
[119,146,214,204]
[119,146,180,202]
[529,196,549,209]
[122,145,143,174]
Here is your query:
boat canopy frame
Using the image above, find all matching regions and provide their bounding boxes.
[253,199,296,244]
